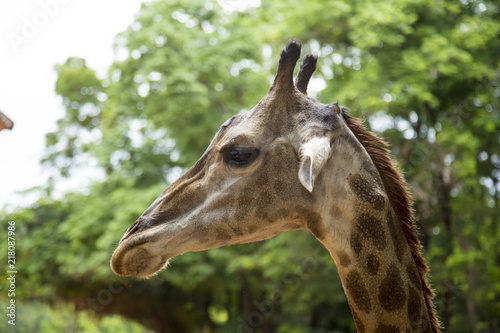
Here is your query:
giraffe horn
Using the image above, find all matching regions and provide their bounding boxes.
[269,39,302,93]
[295,53,318,95]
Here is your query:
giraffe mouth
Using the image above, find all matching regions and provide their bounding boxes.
[111,246,170,277]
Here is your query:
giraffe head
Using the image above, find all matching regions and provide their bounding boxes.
[111,40,343,277]
[110,39,442,333]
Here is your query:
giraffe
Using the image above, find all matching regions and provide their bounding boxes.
[111,40,441,332]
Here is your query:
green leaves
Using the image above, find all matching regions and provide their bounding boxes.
[4,0,500,331]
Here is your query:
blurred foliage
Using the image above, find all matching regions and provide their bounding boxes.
[1,0,500,331]
[0,301,153,333]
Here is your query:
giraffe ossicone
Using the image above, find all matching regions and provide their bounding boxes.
[111,40,441,332]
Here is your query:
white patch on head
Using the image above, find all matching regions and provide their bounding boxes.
[301,137,331,163]
[299,137,332,192]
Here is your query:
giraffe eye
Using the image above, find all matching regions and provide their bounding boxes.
[223,146,259,167]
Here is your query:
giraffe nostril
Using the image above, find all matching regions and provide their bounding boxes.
[120,219,142,243]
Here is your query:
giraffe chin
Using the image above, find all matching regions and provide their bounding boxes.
[110,244,171,278]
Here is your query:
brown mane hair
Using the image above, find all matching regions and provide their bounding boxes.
[342,110,441,332]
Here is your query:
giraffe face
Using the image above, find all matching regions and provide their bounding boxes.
[111,40,341,277]
[110,102,326,277]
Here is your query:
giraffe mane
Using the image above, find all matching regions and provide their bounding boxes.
[341,110,441,333]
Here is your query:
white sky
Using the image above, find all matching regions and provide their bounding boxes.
[0,0,145,211]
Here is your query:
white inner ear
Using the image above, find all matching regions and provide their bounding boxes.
[299,137,331,192]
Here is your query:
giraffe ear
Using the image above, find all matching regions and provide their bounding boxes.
[298,137,331,192]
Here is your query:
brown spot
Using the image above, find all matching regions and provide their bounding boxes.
[406,261,421,288]
[367,254,380,276]
[345,270,372,313]
[379,263,407,312]
[351,231,363,255]
[198,238,209,244]
[255,173,270,188]
[329,203,341,219]
[247,225,258,234]
[236,192,255,209]
[374,323,400,333]
[387,211,406,263]
[305,211,325,240]
[215,229,231,241]
[352,309,365,333]
[231,225,245,236]
[191,225,210,241]
[356,213,387,251]
[407,284,422,327]
[337,251,351,267]
[257,188,275,213]
[349,174,386,211]
[255,207,272,223]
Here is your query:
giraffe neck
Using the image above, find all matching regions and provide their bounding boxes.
[308,132,433,332]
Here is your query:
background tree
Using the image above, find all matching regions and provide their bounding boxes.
[1,0,499,331]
